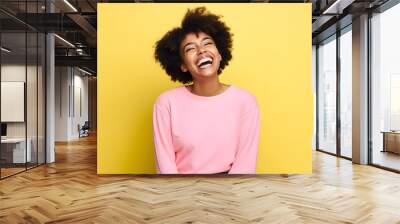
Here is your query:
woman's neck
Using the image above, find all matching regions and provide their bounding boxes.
[188,79,228,97]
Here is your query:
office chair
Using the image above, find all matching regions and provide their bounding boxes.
[79,121,90,138]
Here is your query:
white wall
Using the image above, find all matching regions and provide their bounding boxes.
[1,65,38,137]
[72,73,89,138]
[1,64,26,81]
[55,67,89,141]
[55,66,70,141]
[1,65,26,134]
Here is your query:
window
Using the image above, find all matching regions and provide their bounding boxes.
[317,35,337,154]
[371,2,400,171]
[339,27,352,158]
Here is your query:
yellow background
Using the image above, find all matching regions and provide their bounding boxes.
[98,3,312,174]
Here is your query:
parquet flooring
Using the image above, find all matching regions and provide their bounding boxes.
[1,167,25,178]
[372,150,400,171]
[1,134,400,223]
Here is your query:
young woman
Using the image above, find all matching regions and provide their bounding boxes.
[153,7,260,174]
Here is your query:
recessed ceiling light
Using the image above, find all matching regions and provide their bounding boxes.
[1,47,11,53]
[322,0,354,15]
[77,67,93,76]
[54,34,75,48]
[63,0,78,12]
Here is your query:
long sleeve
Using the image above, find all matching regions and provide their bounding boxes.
[152,103,179,174]
[229,102,260,174]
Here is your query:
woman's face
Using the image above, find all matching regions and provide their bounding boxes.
[179,32,222,81]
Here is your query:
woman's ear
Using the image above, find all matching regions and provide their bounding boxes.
[181,64,188,72]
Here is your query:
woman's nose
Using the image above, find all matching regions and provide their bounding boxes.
[198,45,206,54]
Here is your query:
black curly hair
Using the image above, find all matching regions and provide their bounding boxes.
[154,7,233,84]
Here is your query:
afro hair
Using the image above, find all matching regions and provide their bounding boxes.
[154,7,233,84]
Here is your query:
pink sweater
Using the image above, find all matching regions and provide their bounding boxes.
[152,85,260,174]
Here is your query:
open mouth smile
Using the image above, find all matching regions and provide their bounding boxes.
[196,56,213,69]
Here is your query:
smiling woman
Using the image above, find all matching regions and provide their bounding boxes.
[153,7,260,174]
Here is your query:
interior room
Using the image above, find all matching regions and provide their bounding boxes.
[0,0,400,223]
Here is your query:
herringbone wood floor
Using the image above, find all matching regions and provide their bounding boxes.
[1,134,400,224]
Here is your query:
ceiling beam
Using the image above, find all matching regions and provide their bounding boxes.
[67,13,97,46]
[55,55,96,70]
[322,0,356,14]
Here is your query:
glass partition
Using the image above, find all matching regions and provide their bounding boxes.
[38,32,45,165]
[27,30,38,169]
[0,1,46,179]
[1,30,28,177]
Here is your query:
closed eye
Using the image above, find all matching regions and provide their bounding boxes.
[203,40,214,46]
[185,47,194,52]
[202,36,214,45]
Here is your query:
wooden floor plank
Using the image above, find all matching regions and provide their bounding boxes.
[0,134,400,223]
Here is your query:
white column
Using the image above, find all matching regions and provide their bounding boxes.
[46,33,55,163]
[352,14,369,164]
[45,1,55,163]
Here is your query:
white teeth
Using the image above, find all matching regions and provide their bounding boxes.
[199,63,211,69]
[197,57,213,66]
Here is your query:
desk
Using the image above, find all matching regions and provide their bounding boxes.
[381,131,400,154]
[1,138,31,163]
